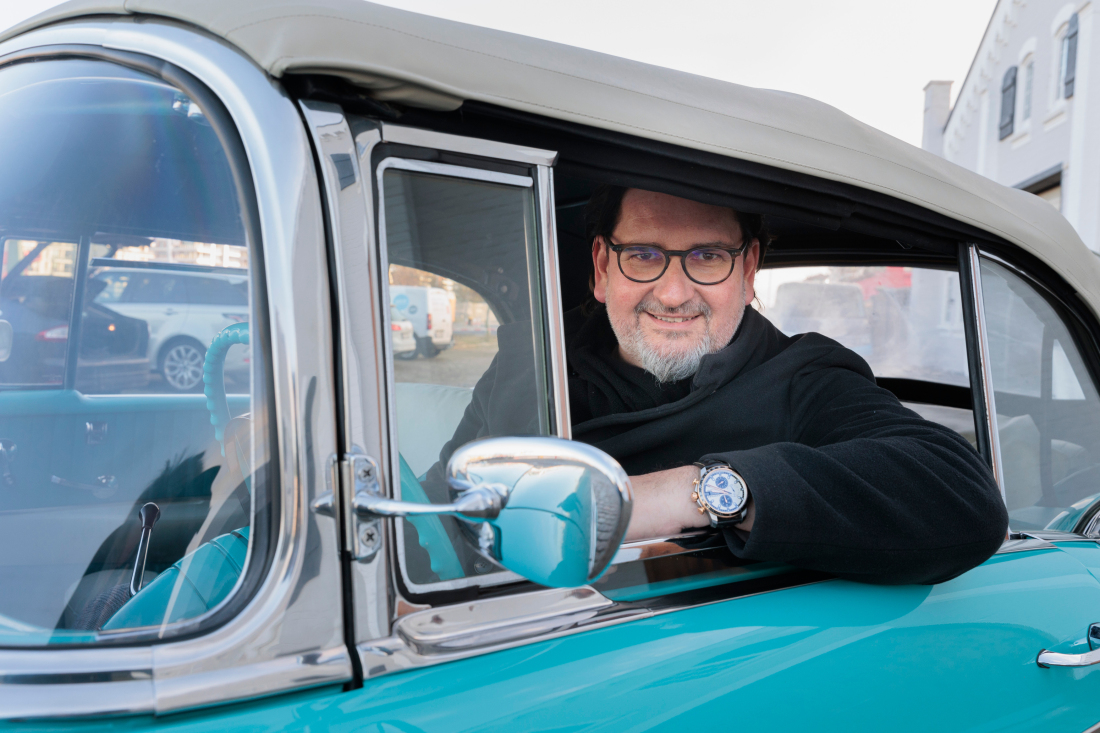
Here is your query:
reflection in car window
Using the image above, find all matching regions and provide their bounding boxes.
[0,59,268,645]
[380,166,549,592]
[980,259,1100,530]
[755,265,975,445]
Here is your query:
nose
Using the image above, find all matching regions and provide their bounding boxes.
[650,258,696,308]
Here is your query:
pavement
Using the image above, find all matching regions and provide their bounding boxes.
[393,332,498,389]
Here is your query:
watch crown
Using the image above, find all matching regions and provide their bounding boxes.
[698,507,706,514]
[690,492,699,501]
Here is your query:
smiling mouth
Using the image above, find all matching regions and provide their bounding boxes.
[646,312,701,324]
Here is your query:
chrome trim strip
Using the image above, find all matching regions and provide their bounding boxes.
[969,245,1006,495]
[537,165,571,439]
[0,19,350,718]
[613,530,711,564]
[377,157,532,187]
[397,587,612,655]
[996,536,1057,554]
[382,123,557,166]
[358,572,832,679]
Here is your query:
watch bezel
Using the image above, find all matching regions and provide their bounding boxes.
[696,465,748,519]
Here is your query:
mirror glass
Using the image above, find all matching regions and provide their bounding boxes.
[447,437,632,588]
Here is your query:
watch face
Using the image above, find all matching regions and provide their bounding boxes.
[701,468,746,516]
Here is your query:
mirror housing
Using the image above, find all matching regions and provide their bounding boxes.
[447,436,632,588]
[0,320,11,362]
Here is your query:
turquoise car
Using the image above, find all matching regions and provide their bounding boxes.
[3,2,1100,731]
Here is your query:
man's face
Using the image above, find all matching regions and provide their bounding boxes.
[592,189,759,382]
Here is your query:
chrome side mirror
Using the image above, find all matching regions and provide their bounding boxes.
[447,436,632,588]
[0,320,11,362]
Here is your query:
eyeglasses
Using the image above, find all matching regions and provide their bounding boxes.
[604,236,748,285]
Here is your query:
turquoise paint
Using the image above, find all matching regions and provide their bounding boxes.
[12,546,1100,732]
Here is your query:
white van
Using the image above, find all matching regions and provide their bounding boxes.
[390,285,453,357]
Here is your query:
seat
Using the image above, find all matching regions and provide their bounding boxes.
[393,382,474,477]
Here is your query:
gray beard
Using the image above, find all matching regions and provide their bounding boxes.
[610,296,744,384]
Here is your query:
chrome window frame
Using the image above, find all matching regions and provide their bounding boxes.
[0,19,350,719]
[375,156,540,595]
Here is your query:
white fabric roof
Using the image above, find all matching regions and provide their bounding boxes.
[6,0,1100,315]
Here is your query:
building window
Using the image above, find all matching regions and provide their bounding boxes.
[1062,13,1079,99]
[1000,65,1017,140]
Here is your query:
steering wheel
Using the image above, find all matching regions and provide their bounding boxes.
[99,324,253,631]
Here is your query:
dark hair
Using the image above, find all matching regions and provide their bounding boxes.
[582,185,770,294]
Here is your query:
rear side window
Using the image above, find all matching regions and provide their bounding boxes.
[755,265,974,445]
[0,58,270,645]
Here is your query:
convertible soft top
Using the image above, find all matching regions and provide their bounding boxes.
[7,0,1100,314]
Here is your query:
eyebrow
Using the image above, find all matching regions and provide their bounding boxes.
[613,240,744,250]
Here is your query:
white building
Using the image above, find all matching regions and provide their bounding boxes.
[923,0,1099,250]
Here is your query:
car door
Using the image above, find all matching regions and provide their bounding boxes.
[0,21,348,722]
[302,101,1100,732]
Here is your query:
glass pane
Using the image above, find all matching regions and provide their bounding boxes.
[381,166,548,591]
[980,258,1100,530]
[0,240,78,387]
[754,265,969,386]
[0,59,267,644]
[754,265,975,446]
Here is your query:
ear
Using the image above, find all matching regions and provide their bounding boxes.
[592,236,609,304]
[741,240,760,305]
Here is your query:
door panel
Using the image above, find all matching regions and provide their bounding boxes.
[34,548,1100,732]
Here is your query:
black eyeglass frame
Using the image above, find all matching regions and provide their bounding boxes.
[603,236,750,285]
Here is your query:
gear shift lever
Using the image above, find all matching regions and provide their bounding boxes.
[130,502,160,597]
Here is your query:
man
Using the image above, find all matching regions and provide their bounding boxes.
[428,186,1007,585]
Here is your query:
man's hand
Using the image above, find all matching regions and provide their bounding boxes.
[625,465,755,542]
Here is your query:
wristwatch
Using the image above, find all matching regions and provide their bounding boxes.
[692,460,750,528]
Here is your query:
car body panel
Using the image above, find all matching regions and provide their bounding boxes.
[8,547,1100,732]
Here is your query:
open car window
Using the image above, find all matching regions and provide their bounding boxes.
[0,58,270,645]
[755,265,975,447]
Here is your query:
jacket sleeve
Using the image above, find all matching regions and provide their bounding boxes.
[706,342,1008,585]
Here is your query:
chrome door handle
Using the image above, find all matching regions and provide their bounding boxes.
[1038,624,1100,667]
[1037,648,1100,667]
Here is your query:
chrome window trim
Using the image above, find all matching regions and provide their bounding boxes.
[537,165,572,440]
[382,123,558,167]
[0,19,349,719]
[967,244,1007,495]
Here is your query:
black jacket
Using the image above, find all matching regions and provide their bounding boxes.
[431,305,1008,585]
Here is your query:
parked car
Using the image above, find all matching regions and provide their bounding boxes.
[0,242,150,392]
[390,305,416,358]
[390,285,453,357]
[4,3,1100,731]
[90,263,250,392]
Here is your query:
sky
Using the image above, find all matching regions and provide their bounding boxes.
[1,0,997,147]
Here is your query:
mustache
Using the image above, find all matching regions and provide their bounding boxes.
[633,296,711,319]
